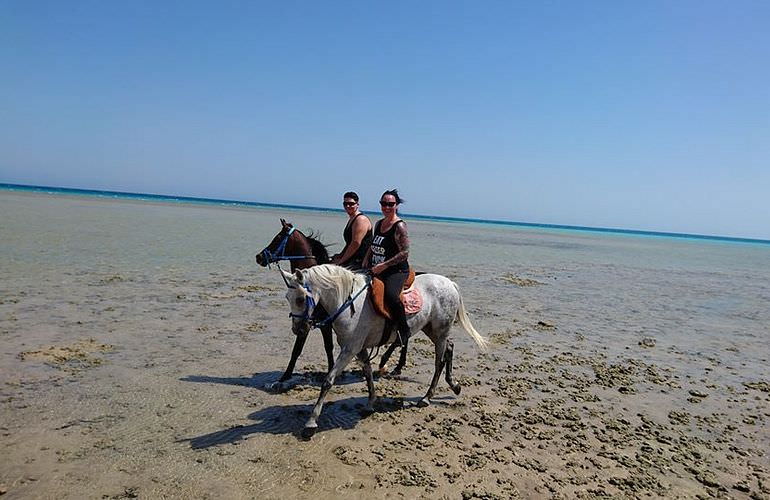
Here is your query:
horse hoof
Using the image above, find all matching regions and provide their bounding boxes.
[452,384,461,395]
[359,406,375,417]
[417,399,430,408]
[301,426,317,440]
[265,381,284,393]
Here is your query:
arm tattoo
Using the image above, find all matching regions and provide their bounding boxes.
[382,222,410,267]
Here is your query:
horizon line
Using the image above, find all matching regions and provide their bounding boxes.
[2,182,769,245]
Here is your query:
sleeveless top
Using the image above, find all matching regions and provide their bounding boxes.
[341,213,372,269]
[370,219,409,273]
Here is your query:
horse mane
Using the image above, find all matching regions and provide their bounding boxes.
[303,230,331,264]
[303,264,367,300]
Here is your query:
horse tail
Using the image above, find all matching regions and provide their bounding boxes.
[452,281,489,352]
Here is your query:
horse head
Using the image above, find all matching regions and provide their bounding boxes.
[256,219,329,268]
[255,219,297,267]
[281,268,317,336]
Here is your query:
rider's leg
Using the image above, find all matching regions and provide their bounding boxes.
[383,271,410,375]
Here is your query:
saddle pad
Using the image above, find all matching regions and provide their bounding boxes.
[370,269,417,320]
[401,288,423,315]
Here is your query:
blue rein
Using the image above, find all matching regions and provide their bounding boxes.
[289,278,370,329]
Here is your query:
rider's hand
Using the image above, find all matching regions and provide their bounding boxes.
[371,263,386,275]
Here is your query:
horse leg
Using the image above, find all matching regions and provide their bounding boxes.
[418,335,448,407]
[279,331,309,382]
[302,346,357,439]
[443,340,461,395]
[357,350,377,414]
[377,342,398,376]
[321,325,335,374]
[389,335,410,377]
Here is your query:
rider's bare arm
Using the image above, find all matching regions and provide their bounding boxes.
[335,217,370,265]
[380,221,409,269]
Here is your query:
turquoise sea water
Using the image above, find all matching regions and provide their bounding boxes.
[3,183,768,246]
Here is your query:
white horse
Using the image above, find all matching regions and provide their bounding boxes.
[280,264,488,438]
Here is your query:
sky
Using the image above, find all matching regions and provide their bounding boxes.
[2,1,769,240]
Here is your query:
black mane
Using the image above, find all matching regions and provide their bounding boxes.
[304,231,331,264]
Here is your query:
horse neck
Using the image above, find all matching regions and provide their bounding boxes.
[307,267,362,314]
[287,234,316,271]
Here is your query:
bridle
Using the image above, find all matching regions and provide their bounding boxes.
[288,282,318,323]
[287,277,370,329]
[259,227,317,267]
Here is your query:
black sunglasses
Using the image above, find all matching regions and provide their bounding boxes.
[379,201,396,207]
[343,201,357,207]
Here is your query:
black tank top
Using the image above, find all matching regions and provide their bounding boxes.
[371,219,409,273]
[341,213,372,268]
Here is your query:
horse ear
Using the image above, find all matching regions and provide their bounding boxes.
[280,268,296,284]
[280,218,287,227]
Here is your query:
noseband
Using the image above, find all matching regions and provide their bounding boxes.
[288,283,317,323]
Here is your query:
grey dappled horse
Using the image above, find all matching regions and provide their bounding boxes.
[281,264,488,439]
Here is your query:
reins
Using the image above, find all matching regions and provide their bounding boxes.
[286,271,388,363]
[288,274,371,330]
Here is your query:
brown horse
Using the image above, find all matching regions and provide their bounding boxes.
[256,218,410,385]
[256,219,334,389]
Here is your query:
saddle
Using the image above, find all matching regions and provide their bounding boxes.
[369,268,419,320]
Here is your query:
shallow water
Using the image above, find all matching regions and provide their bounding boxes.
[2,191,769,377]
[2,191,769,498]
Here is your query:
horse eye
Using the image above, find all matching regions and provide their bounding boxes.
[295,297,305,306]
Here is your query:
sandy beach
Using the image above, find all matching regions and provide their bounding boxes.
[1,191,769,499]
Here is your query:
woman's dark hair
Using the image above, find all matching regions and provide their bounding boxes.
[343,191,359,202]
[381,189,404,204]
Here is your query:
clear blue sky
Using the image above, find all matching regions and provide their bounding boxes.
[2,1,769,239]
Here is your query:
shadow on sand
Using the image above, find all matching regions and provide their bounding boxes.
[179,369,439,448]
[180,396,406,449]
[180,369,365,394]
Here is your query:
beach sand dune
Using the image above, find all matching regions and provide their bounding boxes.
[1,192,769,498]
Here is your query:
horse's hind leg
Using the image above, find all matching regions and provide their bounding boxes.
[418,335,447,408]
[356,350,377,413]
[444,340,461,395]
[321,325,335,374]
[302,346,357,439]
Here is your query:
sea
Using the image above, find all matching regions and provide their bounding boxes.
[2,182,769,383]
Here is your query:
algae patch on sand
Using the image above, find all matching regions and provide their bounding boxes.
[19,338,114,372]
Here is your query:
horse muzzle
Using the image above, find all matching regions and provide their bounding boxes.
[255,252,268,267]
[291,318,311,337]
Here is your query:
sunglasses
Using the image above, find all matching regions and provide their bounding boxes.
[343,201,357,207]
[379,201,397,207]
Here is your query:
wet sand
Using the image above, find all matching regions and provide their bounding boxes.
[1,191,769,499]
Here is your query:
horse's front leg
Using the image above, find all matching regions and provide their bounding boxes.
[379,333,410,377]
[377,341,398,376]
[321,325,335,374]
[278,330,309,383]
[302,346,357,439]
[390,338,410,377]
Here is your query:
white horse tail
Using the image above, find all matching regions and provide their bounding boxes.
[452,282,489,352]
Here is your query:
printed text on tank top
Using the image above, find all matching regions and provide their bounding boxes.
[370,219,408,271]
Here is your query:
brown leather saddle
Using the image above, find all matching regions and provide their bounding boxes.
[369,268,416,320]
